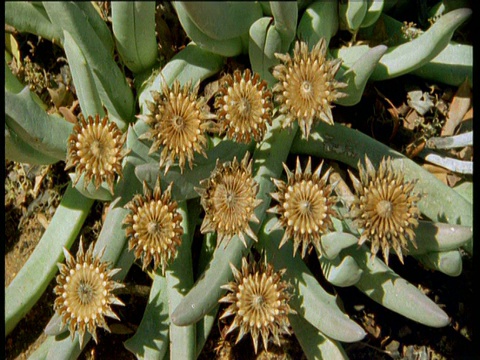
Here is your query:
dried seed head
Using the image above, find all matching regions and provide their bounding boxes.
[214,69,273,143]
[268,157,339,258]
[348,155,421,265]
[65,114,128,194]
[53,238,124,346]
[196,152,262,248]
[123,178,183,274]
[219,256,294,354]
[138,80,217,174]
[272,39,347,139]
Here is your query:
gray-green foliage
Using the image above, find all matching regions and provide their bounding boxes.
[5,1,472,359]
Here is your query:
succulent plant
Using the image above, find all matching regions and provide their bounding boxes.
[5,1,472,359]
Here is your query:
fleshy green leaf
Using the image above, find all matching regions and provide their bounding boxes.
[5,186,94,335]
[138,43,224,113]
[370,8,472,80]
[62,30,105,119]
[270,2,298,50]
[320,231,359,260]
[111,2,158,73]
[124,273,170,359]
[411,42,473,87]
[416,250,463,277]
[249,17,282,86]
[339,0,368,32]
[347,245,450,327]
[5,2,63,45]
[360,0,385,28]
[67,173,114,202]
[289,314,349,360]
[5,122,59,165]
[320,255,363,287]
[166,202,196,359]
[291,122,473,229]
[43,2,135,127]
[297,0,339,49]
[5,87,73,162]
[335,44,388,106]
[260,217,366,342]
[171,117,299,326]
[172,2,243,57]
[408,221,472,255]
[176,2,262,40]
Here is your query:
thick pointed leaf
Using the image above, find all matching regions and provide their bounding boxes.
[5,88,73,161]
[5,186,94,335]
[261,217,366,342]
[320,255,363,287]
[177,1,262,40]
[138,43,224,113]
[270,2,298,49]
[370,8,472,80]
[124,274,170,359]
[335,45,388,106]
[63,30,105,119]
[416,250,463,277]
[291,122,473,229]
[5,2,62,45]
[171,118,298,326]
[339,0,368,32]
[289,314,348,360]
[297,0,339,48]
[166,202,196,359]
[347,246,450,327]
[43,2,134,127]
[111,2,158,73]
[172,3,243,57]
[249,17,282,86]
[320,231,359,260]
[5,123,59,165]
[408,221,472,255]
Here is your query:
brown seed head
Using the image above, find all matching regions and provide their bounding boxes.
[138,80,217,174]
[196,152,262,248]
[269,157,339,258]
[123,178,183,274]
[219,256,294,354]
[272,39,347,139]
[53,238,124,346]
[214,69,273,143]
[65,114,128,194]
[348,155,421,265]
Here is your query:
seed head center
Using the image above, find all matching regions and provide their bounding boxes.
[225,190,237,207]
[147,221,161,235]
[90,140,103,157]
[376,200,393,218]
[77,281,95,305]
[238,98,251,117]
[299,200,312,214]
[301,81,313,98]
[252,294,265,309]
[172,115,185,130]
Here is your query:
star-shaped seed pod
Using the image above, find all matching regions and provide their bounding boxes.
[214,69,273,143]
[219,256,294,354]
[272,38,347,139]
[123,178,183,274]
[196,152,262,247]
[65,114,128,194]
[348,155,421,265]
[138,79,217,174]
[268,157,339,258]
[53,238,124,346]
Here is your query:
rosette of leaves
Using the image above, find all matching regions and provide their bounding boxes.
[5,1,472,359]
